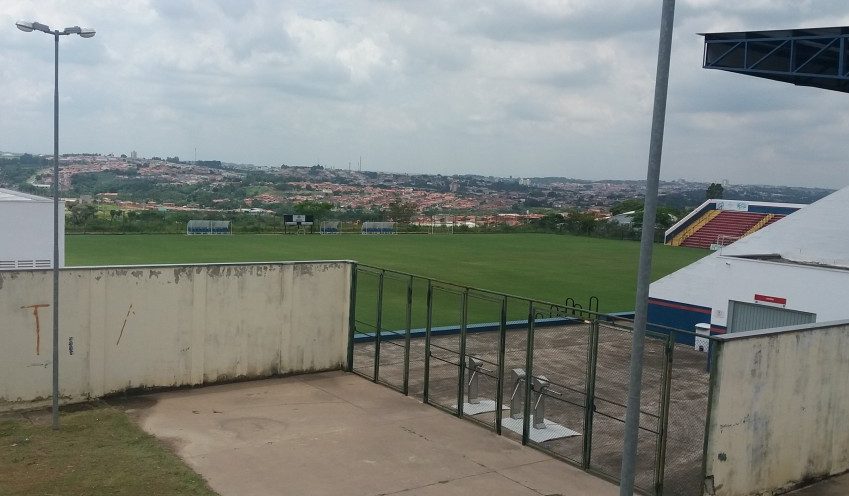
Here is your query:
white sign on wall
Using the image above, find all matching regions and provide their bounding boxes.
[694,323,711,353]
[715,201,748,212]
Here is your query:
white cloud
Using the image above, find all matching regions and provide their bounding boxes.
[1,1,848,187]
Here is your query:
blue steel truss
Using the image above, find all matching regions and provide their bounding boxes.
[702,26,849,93]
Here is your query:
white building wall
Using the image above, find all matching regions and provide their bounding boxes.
[650,254,849,329]
[0,261,352,411]
[0,199,64,269]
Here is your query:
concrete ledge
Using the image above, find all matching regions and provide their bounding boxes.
[712,318,849,341]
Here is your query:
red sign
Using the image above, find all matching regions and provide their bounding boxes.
[754,294,787,306]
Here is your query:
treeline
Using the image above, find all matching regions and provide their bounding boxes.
[67,169,303,209]
[0,154,50,193]
[64,209,654,239]
[65,207,287,234]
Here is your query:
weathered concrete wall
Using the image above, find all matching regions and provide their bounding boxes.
[704,321,849,495]
[0,262,352,410]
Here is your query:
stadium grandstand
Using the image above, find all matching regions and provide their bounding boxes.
[664,199,803,249]
[650,185,849,343]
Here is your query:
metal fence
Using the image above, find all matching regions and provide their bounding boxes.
[347,264,715,495]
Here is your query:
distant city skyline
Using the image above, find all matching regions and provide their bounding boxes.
[3,1,849,189]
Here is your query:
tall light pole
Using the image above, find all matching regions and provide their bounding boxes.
[16,20,95,430]
[619,1,675,494]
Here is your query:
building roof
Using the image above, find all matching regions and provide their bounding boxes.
[0,188,53,203]
[702,26,849,94]
[721,185,849,269]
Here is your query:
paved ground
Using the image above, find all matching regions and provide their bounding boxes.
[128,371,619,496]
[354,324,710,495]
[786,472,849,495]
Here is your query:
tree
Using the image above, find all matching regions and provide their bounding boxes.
[706,183,724,199]
[532,213,564,231]
[294,200,333,221]
[386,200,418,225]
[610,198,644,215]
[564,211,597,235]
[70,204,97,231]
[630,206,679,233]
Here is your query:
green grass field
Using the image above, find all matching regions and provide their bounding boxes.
[67,233,706,313]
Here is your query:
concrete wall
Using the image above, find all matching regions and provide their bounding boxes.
[0,198,64,269]
[704,320,849,495]
[0,261,352,411]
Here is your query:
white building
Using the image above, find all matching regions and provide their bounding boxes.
[649,185,849,342]
[0,189,64,270]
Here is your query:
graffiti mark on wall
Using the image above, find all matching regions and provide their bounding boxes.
[116,303,135,346]
[21,304,49,355]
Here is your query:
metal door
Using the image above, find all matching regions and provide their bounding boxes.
[727,301,815,333]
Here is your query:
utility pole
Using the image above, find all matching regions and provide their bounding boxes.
[619,1,676,494]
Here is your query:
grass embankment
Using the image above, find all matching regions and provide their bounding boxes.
[67,233,706,313]
[0,406,215,496]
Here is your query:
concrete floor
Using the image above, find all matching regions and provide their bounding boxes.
[785,472,849,496]
[130,371,619,496]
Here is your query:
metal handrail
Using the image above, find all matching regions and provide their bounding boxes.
[357,263,715,341]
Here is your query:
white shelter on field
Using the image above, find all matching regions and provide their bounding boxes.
[361,221,396,234]
[0,188,64,270]
[187,220,232,235]
[648,185,849,342]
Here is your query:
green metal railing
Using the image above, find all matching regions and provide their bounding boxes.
[347,263,716,496]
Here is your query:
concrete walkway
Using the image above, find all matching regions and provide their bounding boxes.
[785,472,849,496]
[129,371,618,496]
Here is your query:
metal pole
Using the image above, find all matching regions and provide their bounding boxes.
[583,318,600,469]
[402,275,413,395]
[494,297,508,435]
[346,264,358,372]
[620,1,676,493]
[422,280,433,404]
[522,301,535,445]
[456,290,468,417]
[373,271,384,382]
[52,31,60,431]
[654,333,675,495]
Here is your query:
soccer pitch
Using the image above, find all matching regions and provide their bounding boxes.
[66,233,706,313]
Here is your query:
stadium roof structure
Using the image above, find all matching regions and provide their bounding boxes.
[721,185,849,270]
[702,26,849,93]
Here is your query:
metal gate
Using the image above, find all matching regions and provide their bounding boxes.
[348,264,706,495]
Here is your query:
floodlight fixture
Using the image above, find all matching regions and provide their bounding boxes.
[32,22,52,33]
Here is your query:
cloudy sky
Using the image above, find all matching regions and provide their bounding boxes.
[2,1,848,187]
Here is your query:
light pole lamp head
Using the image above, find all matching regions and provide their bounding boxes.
[79,28,95,38]
[16,21,52,33]
[31,22,52,33]
[62,26,82,35]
